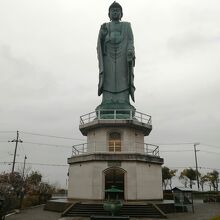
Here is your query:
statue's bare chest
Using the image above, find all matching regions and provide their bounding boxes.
[109,23,123,44]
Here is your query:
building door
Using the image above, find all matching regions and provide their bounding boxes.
[104,168,125,200]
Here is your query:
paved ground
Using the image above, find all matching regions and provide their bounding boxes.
[6,205,60,220]
[166,203,220,220]
[5,203,220,220]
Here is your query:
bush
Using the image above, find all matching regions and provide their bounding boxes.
[39,193,52,204]
[22,195,39,208]
[0,194,20,213]
[21,193,52,208]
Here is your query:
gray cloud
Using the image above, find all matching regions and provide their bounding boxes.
[0,0,220,187]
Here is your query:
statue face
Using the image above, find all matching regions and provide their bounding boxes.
[109,7,122,21]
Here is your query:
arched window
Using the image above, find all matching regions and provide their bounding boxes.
[109,132,121,152]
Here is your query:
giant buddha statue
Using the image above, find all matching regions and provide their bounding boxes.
[96,1,135,111]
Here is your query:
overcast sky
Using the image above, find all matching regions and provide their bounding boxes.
[0,0,220,188]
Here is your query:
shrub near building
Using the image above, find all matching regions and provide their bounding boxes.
[0,171,55,210]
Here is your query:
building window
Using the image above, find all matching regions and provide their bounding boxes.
[109,132,121,152]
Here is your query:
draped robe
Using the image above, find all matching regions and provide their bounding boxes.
[97,21,135,107]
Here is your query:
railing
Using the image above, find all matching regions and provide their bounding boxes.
[72,143,87,155]
[144,143,159,156]
[72,142,159,157]
[79,109,151,125]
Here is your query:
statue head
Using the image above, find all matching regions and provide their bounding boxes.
[108,1,123,21]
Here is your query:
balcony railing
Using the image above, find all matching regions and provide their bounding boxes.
[72,142,159,157]
[79,109,151,125]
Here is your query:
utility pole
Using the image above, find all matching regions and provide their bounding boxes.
[194,143,200,190]
[22,155,27,179]
[20,155,27,209]
[9,131,23,174]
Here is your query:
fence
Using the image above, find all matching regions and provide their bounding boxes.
[72,142,159,157]
[80,109,152,125]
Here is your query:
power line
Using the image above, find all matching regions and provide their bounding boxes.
[26,162,68,167]
[4,141,220,152]
[160,149,220,154]
[3,141,220,153]
[150,142,220,149]
[0,161,68,167]
[20,131,85,141]
[1,140,73,149]
[200,150,220,155]
[200,143,220,149]
[166,166,220,171]
[1,135,220,148]
[2,134,220,153]
[0,131,16,133]
[23,141,72,149]
[2,135,220,150]
[160,150,194,152]
[152,142,195,145]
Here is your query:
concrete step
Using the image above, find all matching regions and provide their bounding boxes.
[62,203,166,218]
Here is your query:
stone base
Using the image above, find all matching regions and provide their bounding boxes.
[79,118,152,136]
[68,155,163,201]
[96,101,135,112]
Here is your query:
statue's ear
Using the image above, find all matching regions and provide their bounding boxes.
[108,12,111,21]
[120,12,123,19]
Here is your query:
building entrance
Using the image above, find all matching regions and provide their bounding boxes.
[104,168,125,200]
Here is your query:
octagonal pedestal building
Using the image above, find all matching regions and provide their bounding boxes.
[68,110,164,201]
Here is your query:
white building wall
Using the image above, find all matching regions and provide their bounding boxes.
[87,128,107,153]
[135,131,145,153]
[122,162,137,199]
[68,162,108,199]
[68,161,163,200]
[136,163,163,200]
[92,162,107,199]
[86,127,145,153]
[68,163,93,199]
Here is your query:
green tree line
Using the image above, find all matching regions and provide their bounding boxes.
[162,166,219,191]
